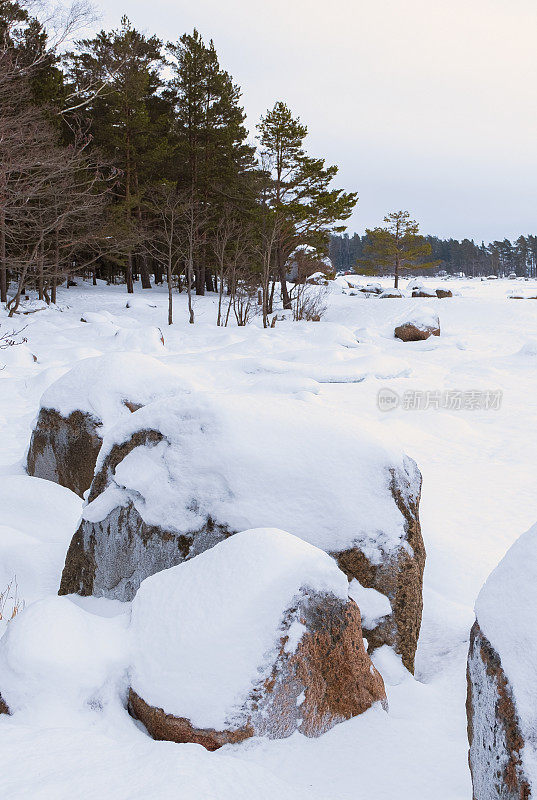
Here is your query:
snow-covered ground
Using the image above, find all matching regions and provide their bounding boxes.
[1,274,536,798]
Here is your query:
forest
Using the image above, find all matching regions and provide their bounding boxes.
[330,231,537,277]
[0,0,356,324]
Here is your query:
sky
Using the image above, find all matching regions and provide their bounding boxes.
[93,0,537,243]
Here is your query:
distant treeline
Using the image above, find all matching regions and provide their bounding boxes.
[330,233,537,277]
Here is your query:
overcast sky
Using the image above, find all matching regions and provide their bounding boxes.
[95,0,537,242]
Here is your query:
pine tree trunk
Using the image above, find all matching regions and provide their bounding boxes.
[196,263,205,296]
[0,206,6,304]
[167,263,173,326]
[38,240,44,301]
[126,253,134,293]
[139,254,152,289]
[268,279,276,315]
[52,228,59,304]
[278,249,291,308]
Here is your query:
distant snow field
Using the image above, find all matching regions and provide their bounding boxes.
[0,274,536,799]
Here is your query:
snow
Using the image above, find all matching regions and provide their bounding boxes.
[349,578,392,629]
[86,389,417,560]
[130,528,348,728]
[0,273,536,798]
[0,595,129,714]
[0,477,82,629]
[475,521,537,781]
[395,305,440,331]
[38,352,189,430]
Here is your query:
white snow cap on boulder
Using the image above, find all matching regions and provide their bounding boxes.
[129,528,349,730]
[395,307,440,332]
[89,391,417,559]
[38,352,189,430]
[394,306,440,342]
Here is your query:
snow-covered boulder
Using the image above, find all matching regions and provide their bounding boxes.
[467,522,537,799]
[127,529,387,748]
[412,288,437,298]
[360,282,382,294]
[60,391,425,672]
[379,288,403,299]
[306,271,329,286]
[435,289,453,298]
[27,353,187,497]
[394,309,440,342]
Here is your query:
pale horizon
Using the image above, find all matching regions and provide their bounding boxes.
[91,0,537,244]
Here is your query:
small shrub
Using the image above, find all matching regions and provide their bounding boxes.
[293,284,328,322]
[0,577,25,621]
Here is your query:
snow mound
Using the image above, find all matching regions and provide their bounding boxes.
[129,528,348,728]
[0,343,37,370]
[89,390,418,558]
[0,475,81,542]
[0,595,128,712]
[38,352,189,429]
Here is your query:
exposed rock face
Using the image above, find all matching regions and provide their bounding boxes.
[26,353,188,498]
[466,522,537,799]
[436,289,453,298]
[27,408,102,497]
[467,622,531,800]
[0,694,9,715]
[394,318,440,342]
[59,429,232,600]
[334,465,424,673]
[128,544,386,750]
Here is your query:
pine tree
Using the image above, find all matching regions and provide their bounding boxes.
[359,211,438,288]
[257,101,357,308]
[167,29,255,294]
[67,17,171,291]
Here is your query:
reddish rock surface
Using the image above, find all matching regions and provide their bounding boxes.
[394,320,440,342]
[129,593,387,749]
[467,621,531,800]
